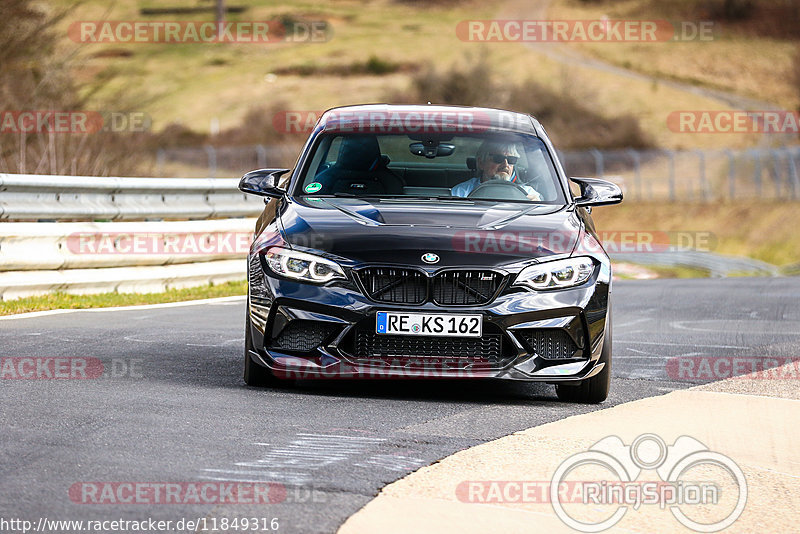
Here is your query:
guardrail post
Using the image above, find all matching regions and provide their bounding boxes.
[555,150,568,177]
[156,149,165,177]
[589,149,604,178]
[19,131,27,174]
[48,129,56,175]
[770,150,782,198]
[790,147,800,200]
[724,149,736,200]
[750,150,762,198]
[666,150,676,202]
[695,150,708,201]
[203,145,217,178]
[256,144,267,169]
[626,148,641,201]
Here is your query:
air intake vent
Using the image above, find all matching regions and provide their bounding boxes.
[269,320,340,352]
[517,329,579,359]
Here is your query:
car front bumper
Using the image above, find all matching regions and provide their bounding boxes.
[247,256,611,382]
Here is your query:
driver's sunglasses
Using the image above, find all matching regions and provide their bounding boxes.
[489,153,519,165]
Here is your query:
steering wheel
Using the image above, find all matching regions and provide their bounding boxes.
[468,178,530,200]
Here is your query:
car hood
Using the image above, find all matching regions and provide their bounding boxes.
[278,197,581,267]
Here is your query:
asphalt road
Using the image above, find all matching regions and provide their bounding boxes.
[1,278,798,533]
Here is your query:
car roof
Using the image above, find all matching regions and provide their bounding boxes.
[316,104,542,136]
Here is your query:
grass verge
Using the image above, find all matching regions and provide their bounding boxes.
[0,280,246,316]
[547,0,797,111]
[644,264,712,279]
[612,262,711,280]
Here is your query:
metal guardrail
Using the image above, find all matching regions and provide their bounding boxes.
[0,173,264,300]
[0,260,247,301]
[557,146,800,202]
[0,219,255,271]
[0,174,264,221]
[610,251,779,278]
[0,217,256,300]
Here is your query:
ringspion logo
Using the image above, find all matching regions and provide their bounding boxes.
[550,434,746,532]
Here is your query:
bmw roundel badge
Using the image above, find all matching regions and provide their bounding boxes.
[421,253,439,264]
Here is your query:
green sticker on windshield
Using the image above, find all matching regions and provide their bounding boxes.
[304,182,322,193]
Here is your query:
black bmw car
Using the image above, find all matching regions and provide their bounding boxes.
[239,104,622,403]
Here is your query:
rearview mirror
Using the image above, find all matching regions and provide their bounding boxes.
[238,168,291,198]
[569,177,623,207]
[409,142,456,159]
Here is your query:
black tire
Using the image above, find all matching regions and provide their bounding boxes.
[556,312,612,404]
[243,312,279,387]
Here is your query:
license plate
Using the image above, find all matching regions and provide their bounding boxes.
[376,312,482,337]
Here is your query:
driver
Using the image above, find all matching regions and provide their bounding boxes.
[451,140,542,200]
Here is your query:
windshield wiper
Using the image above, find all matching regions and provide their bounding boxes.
[317,193,419,199]
[311,193,543,204]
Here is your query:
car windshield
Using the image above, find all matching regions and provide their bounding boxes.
[295,132,566,204]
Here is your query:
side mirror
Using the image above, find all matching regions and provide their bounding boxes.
[238,168,291,198]
[569,177,623,207]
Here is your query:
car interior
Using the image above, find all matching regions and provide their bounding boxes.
[301,133,562,202]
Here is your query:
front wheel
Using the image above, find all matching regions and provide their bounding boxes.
[556,312,612,404]
[243,312,279,387]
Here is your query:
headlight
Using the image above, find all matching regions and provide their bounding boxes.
[264,247,346,283]
[514,257,595,290]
